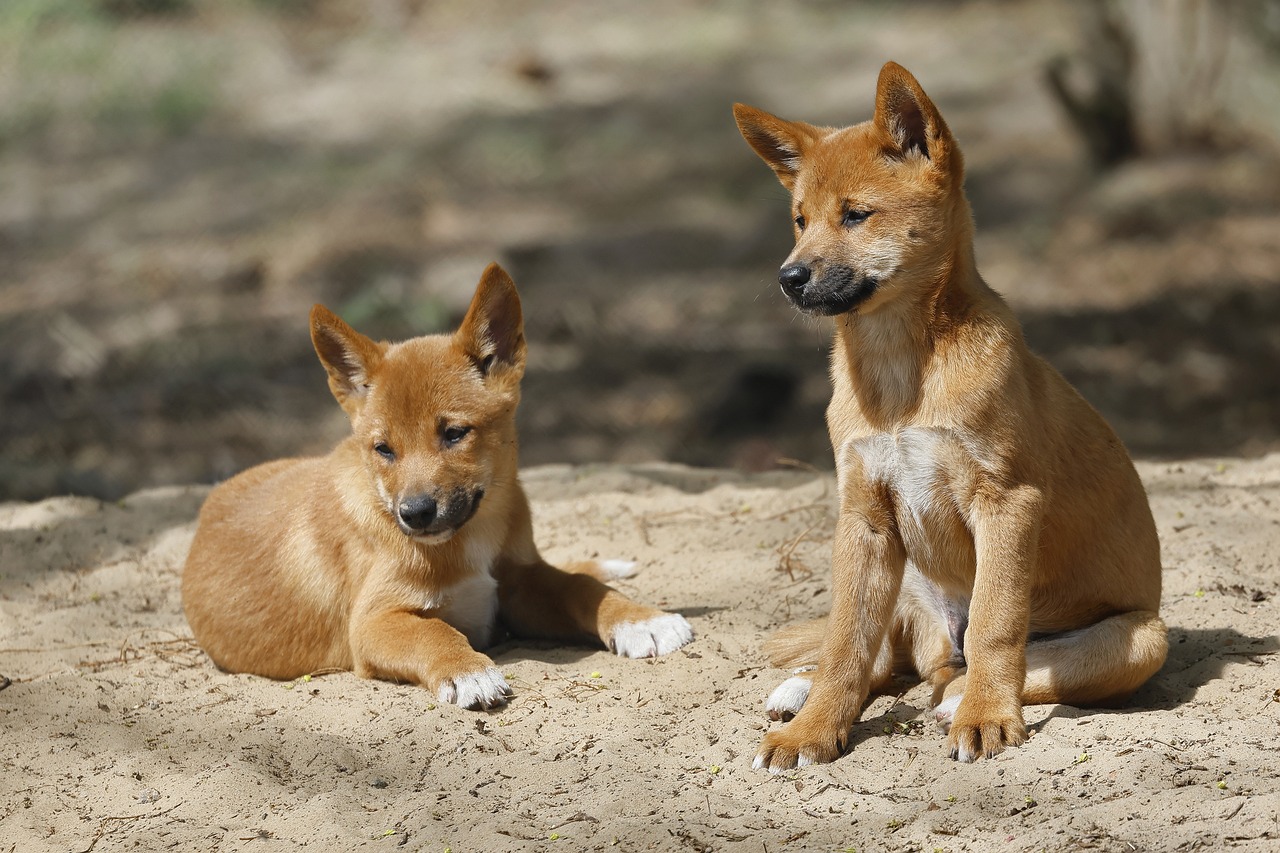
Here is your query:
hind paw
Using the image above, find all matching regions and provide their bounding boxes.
[610,614,694,658]
[933,693,963,731]
[765,673,813,721]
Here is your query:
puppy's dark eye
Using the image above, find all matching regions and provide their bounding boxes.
[442,426,471,446]
[794,215,806,231]
[842,209,873,227]
[374,442,396,461]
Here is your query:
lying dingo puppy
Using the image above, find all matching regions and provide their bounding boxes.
[734,62,1166,767]
[183,263,693,708]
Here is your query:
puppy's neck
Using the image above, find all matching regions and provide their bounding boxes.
[832,241,982,429]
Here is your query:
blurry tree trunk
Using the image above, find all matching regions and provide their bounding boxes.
[1046,0,1238,168]
[1044,0,1140,169]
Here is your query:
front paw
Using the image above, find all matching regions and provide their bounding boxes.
[945,696,1026,762]
[752,722,844,773]
[610,614,694,658]
[436,665,511,710]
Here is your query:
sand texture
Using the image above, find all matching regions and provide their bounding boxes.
[2,459,1278,852]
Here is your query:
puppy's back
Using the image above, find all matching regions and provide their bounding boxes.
[1025,350,1163,615]
[183,456,353,678]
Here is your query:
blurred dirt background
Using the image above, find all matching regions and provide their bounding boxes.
[3,0,1280,501]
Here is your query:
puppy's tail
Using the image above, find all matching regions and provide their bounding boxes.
[563,559,640,583]
[762,617,827,668]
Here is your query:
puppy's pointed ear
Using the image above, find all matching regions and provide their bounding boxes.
[873,61,958,172]
[733,103,821,191]
[457,263,525,381]
[310,305,385,415]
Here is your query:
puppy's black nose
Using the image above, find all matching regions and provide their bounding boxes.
[398,495,438,531]
[779,263,811,297]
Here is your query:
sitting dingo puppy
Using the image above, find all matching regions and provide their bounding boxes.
[734,62,1166,767]
[182,263,693,708]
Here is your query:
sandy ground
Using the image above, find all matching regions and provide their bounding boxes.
[2,458,1278,852]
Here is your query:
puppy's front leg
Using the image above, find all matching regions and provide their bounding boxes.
[495,558,692,658]
[946,484,1040,761]
[350,608,510,709]
[755,482,905,772]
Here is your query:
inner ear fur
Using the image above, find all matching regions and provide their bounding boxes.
[457,262,526,379]
[873,61,957,170]
[310,305,385,414]
[733,103,822,191]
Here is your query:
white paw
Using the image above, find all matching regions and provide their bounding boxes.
[597,559,639,581]
[765,675,812,721]
[751,752,815,774]
[934,693,963,731]
[610,614,694,658]
[438,667,511,710]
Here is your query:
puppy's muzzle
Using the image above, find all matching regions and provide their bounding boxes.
[396,489,485,538]
[778,262,878,316]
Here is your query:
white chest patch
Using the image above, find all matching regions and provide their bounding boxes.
[847,428,947,516]
[464,535,502,579]
[842,428,966,573]
[429,537,501,649]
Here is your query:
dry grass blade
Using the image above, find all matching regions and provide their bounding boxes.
[78,630,202,672]
[75,801,184,853]
[775,521,823,582]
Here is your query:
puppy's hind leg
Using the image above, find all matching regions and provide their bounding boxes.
[1021,610,1169,706]
[935,610,1169,727]
[495,558,693,658]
